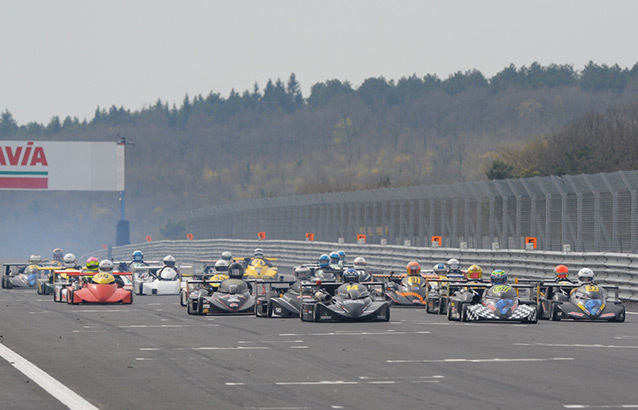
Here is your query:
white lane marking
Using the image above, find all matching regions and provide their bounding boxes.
[626,312,638,315]
[175,346,269,351]
[29,311,50,314]
[226,375,443,387]
[245,407,311,410]
[614,336,638,340]
[238,340,304,344]
[564,405,638,408]
[515,343,638,349]
[0,343,99,410]
[146,303,163,305]
[387,357,574,363]
[279,331,430,336]
[140,348,161,351]
[290,346,308,349]
[74,309,131,313]
[119,324,219,328]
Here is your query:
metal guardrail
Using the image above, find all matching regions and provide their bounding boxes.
[86,239,638,302]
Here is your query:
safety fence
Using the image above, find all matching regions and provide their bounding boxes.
[185,170,638,254]
[87,239,638,302]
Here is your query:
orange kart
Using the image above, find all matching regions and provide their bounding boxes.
[66,271,134,305]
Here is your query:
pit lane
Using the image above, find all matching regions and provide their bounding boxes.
[0,290,637,410]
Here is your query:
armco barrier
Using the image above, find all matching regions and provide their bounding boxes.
[85,239,638,302]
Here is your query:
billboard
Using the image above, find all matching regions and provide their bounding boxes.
[0,141,125,191]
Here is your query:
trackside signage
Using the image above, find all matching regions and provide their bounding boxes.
[0,141,124,191]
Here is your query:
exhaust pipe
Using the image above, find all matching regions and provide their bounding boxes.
[314,291,332,303]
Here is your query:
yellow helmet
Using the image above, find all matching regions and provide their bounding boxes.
[466,264,482,280]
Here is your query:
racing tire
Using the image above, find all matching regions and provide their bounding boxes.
[447,304,457,321]
[125,290,134,305]
[313,304,321,322]
[36,282,43,295]
[5,278,12,289]
[439,298,447,314]
[187,300,197,315]
[137,282,144,296]
[266,301,273,318]
[426,299,437,314]
[179,290,187,307]
[197,297,205,315]
[551,304,561,321]
[614,307,626,323]
[460,304,470,322]
[382,303,390,322]
[67,289,75,305]
[523,307,538,324]
[1,276,5,289]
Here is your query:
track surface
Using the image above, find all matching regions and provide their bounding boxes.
[0,289,636,410]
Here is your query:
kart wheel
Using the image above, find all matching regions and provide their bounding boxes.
[67,289,75,305]
[382,303,390,322]
[266,301,273,318]
[426,299,436,314]
[137,282,144,295]
[6,278,12,289]
[179,290,187,307]
[125,290,134,305]
[615,307,626,323]
[551,304,561,321]
[187,300,197,315]
[447,304,456,321]
[439,298,447,314]
[1,276,5,289]
[460,304,470,322]
[523,307,538,324]
[197,297,205,315]
[313,304,321,322]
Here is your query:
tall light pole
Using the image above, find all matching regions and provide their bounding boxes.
[116,135,135,246]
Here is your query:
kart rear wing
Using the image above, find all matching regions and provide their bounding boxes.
[253,278,297,298]
[443,282,540,303]
[540,283,621,301]
[3,263,27,275]
[300,281,387,298]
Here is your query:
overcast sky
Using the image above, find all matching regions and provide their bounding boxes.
[1,0,637,125]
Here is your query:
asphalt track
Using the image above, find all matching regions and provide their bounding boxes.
[0,288,637,410]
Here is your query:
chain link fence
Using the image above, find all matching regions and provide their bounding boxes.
[186,170,638,253]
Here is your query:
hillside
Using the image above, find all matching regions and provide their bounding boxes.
[1,62,638,258]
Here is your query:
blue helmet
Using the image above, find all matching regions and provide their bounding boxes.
[132,250,144,262]
[343,268,359,283]
[490,269,507,284]
[337,250,346,261]
[433,263,447,275]
[318,254,330,268]
[329,252,340,264]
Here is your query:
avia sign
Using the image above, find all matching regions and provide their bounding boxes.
[0,141,124,191]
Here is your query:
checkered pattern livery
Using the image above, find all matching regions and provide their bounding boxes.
[466,304,536,321]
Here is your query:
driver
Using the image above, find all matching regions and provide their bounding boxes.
[52,248,64,264]
[63,253,82,270]
[156,255,180,280]
[490,269,508,285]
[130,250,147,268]
[552,264,573,296]
[314,254,339,281]
[337,250,346,268]
[458,264,484,302]
[211,260,231,281]
[335,268,362,297]
[91,260,122,286]
[353,257,371,282]
[329,252,341,270]
[253,248,265,260]
[447,258,464,279]
[221,251,233,263]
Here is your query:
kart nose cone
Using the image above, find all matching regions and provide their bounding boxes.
[584,299,603,316]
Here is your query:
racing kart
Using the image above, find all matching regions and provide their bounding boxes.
[36,262,65,295]
[132,265,180,296]
[299,281,390,322]
[240,257,279,279]
[375,271,438,307]
[187,278,255,315]
[52,269,82,303]
[540,283,625,322]
[425,278,465,314]
[65,271,134,305]
[447,283,538,323]
[2,263,39,289]
[254,278,306,318]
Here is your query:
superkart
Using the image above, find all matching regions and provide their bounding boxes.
[539,283,625,322]
[64,271,134,305]
[374,270,438,307]
[299,281,390,322]
[187,278,255,315]
[254,278,306,318]
[447,282,538,323]
[132,265,180,296]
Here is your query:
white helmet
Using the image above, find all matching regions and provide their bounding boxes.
[63,253,77,267]
[214,259,229,273]
[99,259,114,272]
[447,258,461,271]
[221,251,233,261]
[254,248,264,258]
[353,257,367,269]
[577,268,594,283]
[163,255,176,267]
[29,254,42,264]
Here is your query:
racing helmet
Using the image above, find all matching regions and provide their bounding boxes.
[253,248,264,258]
[99,259,114,272]
[433,263,447,275]
[29,254,42,264]
[553,265,569,280]
[221,251,233,261]
[86,257,99,271]
[132,250,144,262]
[214,259,229,274]
[329,252,340,265]
[406,261,421,276]
[343,268,359,283]
[228,262,244,278]
[577,268,594,283]
[447,258,461,272]
[163,255,176,267]
[490,269,507,285]
[318,254,330,268]
[353,257,367,269]
[295,266,312,281]
[63,253,77,268]
[52,248,63,262]
[337,250,346,261]
[466,264,483,280]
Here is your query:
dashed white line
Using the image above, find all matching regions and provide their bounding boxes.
[515,343,638,349]
[279,331,430,337]
[226,375,443,387]
[0,343,99,410]
[564,405,638,408]
[387,357,574,363]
